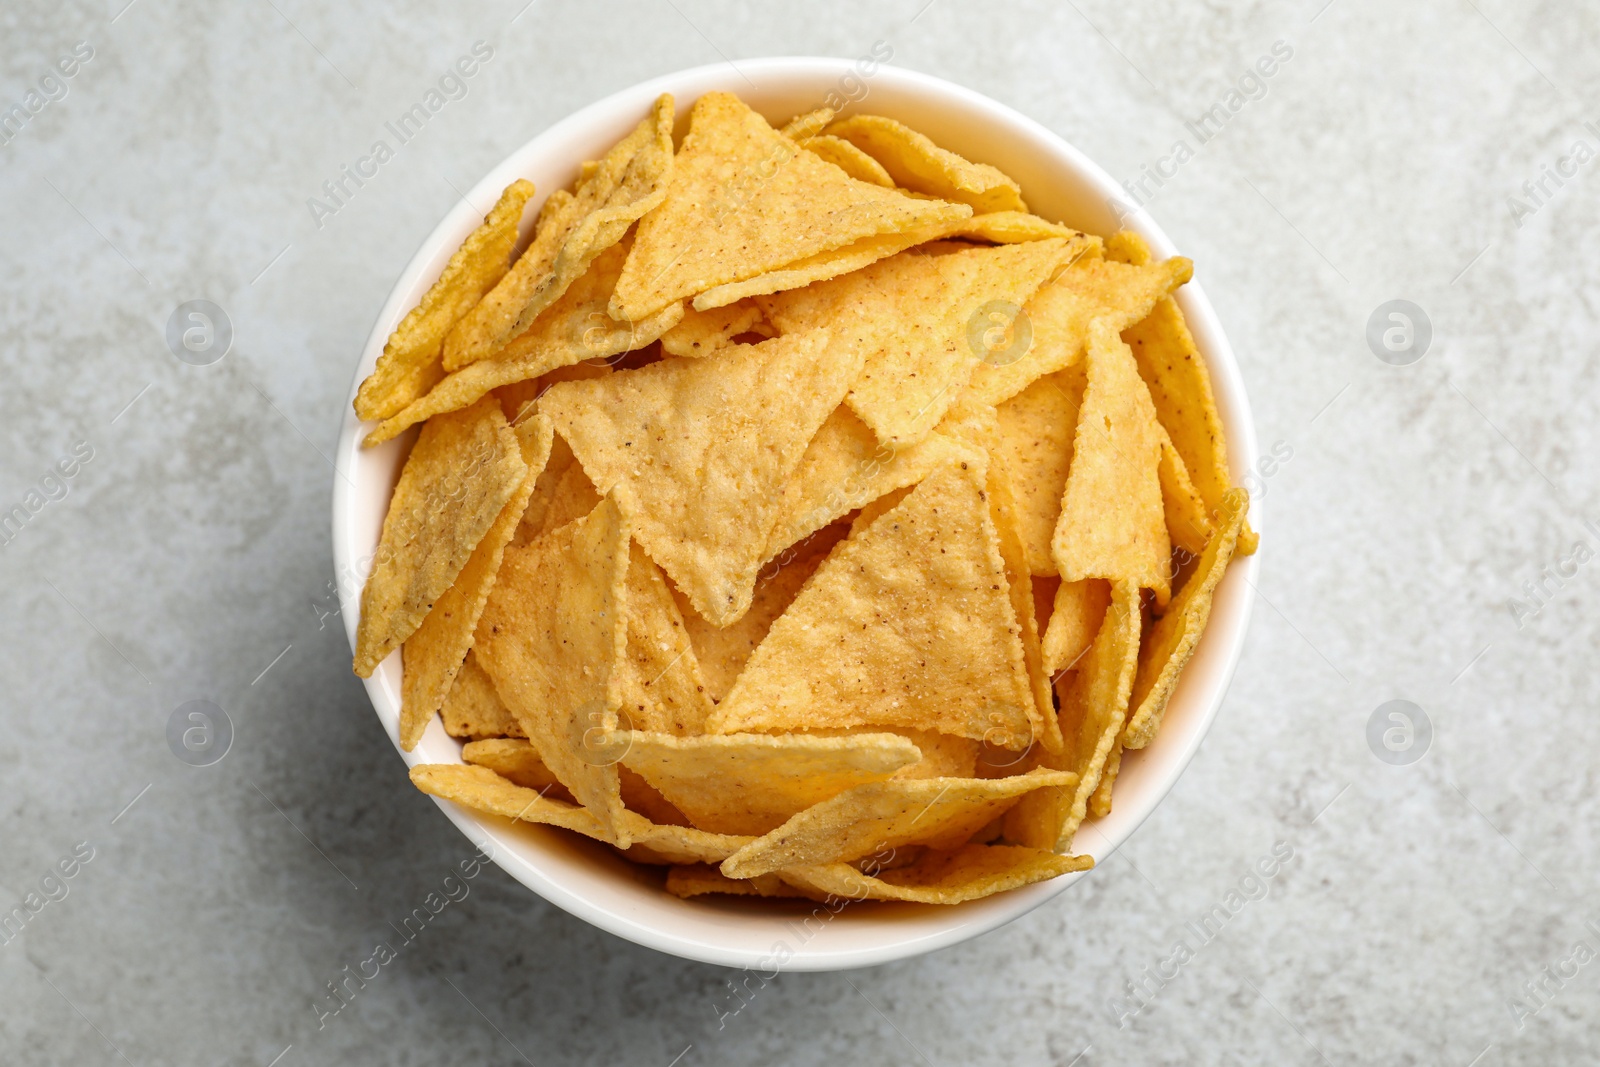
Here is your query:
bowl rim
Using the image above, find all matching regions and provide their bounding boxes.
[332,55,1259,971]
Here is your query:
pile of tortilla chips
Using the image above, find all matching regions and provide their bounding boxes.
[353,92,1255,907]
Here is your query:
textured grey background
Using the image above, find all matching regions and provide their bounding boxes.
[2,0,1596,1064]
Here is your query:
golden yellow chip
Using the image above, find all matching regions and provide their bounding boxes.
[1004,580,1140,851]
[441,650,524,740]
[764,405,968,559]
[513,432,602,545]
[779,842,1092,903]
[355,179,535,421]
[474,496,632,843]
[967,252,1191,407]
[617,541,714,735]
[779,106,835,141]
[1123,488,1247,749]
[1157,422,1214,557]
[721,767,1074,878]
[995,362,1085,575]
[461,737,563,793]
[1125,295,1257,554]
[665,865,813,900]
[363,238,684,446]
[658,300,770,358]
[710,459,1038,748]
[1052,320,1171,601]
[1088,743,1121,819]
[800,134,895,186]
[933,398,1062,753]
[846,484,914,538]
[887,730,981,779]
[610,92,971,321]
[539,329,864,626]
[946,211,1084,244]
[678,525,845,702]
[617,731,923,836]
[443,95,675,369]
[354,397,528,677]
[1041,578,1110,676]
[398,413,554,750]
[825,115,1028,214]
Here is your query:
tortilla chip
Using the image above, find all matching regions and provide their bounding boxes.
[779,842,1092,903]
[398,413,554,749]
[461,737,563,792]
[1124,295,1257,554]
[658,300,770,358]
[355,180,536,421]
[1003,581,1140,851]
[443,95,675,368]
[779,107,835,141]
[800,134,894,186]
[540,329,863,625]
[888,730,981,779]
[721,767,1073,878]
[1105,229,1151,266]
[513,432,603,545]
[966,252,1192,407]
[617,541,714,735]
[411,762,746,862]
[934,398,1062,753]
[353,397,528,676]
[995,363,1086,574]
[678,525,845,702]
[947,212,1084,244]
[1052,320,1171,601]
[618,731,923,835]
[665,865,813,899]
[610,92,970,321]
[441,650,524,740]
[473,496,632,843]
[764,405,969,559]
[364,239,684,446]
[1157,423,1214,558]
[1041,578,1111,675]
[825,115,1027,214]
[1123,488,1246,749]
[709,458,1039,748]
[1088,742,1121,819]
[847,484,914,538]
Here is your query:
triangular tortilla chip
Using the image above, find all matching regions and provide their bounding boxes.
[779,106,835,141]
[1124,294,1258,554]
[764,406,969,559]
[353,397,527,676]
[1088,742,1122,819]
[947,212,1084,244]
[1052,320,1171,602]
[462,737,688,825]
[678,524,846,702]
[658,300,770,358]
[410,763,748,862]
[364,237,684,446]
[441,651,524,740]
[398,413,555,749]
[443,95,675,368]
[540,329,864,625]
[846,484,914,538]
[709,458,1039,748]
[617,541,714,735]
[1123,488,1246,749]
[1041,578,1110,676]
[966,252,1192,407]
[825,115,1028,214]
[610,92,970,321]
[800,133,894,186]
[934,399,1063,753]
[1003,581,1140,851]
[355,180,535,421]
[779,842,1093,903]
[995,362,1086,575]
[721,767,1074,878]
[666,865,813,900]
[473,496,632,843]
[1157,422,1214,558]
[618,731,922,836]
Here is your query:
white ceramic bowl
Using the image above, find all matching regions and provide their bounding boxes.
[334,57,1258,971]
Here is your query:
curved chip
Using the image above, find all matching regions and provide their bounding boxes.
[825,114,1028,214]
[778,843,1093,904]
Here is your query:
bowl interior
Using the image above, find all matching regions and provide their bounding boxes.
[333,57,1259,971]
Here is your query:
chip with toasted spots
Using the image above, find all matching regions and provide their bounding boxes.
[617,541,715,736]
[658,300,771,358]
[441,650,524,741]
[354,397,528,677]
[618,730,922,836]
[540,329,863,626]
[611,92,970,321]
[800,133,895,186]
[826,114,1028,214]
[779,842,1093,904]
[1041,578,1111,676]
[462,737,563,793]
[356,180,536,422]
[1157,422,1214,557]
[721,768,1074,878]
[995,362,1086,575]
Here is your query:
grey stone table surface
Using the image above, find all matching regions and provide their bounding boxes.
[2,0,1596,1063]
